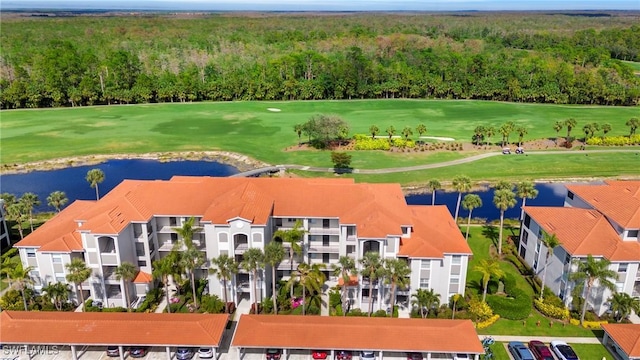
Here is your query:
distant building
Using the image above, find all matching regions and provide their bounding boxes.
[15,177,471,312]
[520,180,640,316]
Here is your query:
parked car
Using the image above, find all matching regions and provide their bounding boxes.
[129,347,148,358]
[176,348,194,360]
[106,346,120,357]
[528,340,554,360]
[406,352,422,360]
[502,147,511,154]
[336,350,352,360]
[550,341,579,360]
[312,350,328,359]
[452,355,471,360]
[198,348,214,359]
[360,351,376,360]
[266,349,282,360]
[508,342,534,360]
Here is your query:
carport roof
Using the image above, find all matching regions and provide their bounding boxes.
[231,315,484,354]
[0,311,229,347]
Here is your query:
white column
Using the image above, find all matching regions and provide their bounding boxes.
[283,349,288,360]
[71,345,78,360]
[378,351,383,360]
[237,347,242,360]
[166,346,171,360]
[425,353,431,360]
[213,348,218,360]
[118,346,125,360]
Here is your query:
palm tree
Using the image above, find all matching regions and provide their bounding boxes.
[493,188,517,255]
[173,217,201,248]
[539,232,560,301]
[386,125,396,140]
[1,248,18,287]
[411,288,440,318]
[602,123,612,138]
[452,175,472,223]
[294,124,304,145]
[582,122,600,140]
[369,125,380,139]
[564,118,577,140]
[6,202,26,239]
[359,251,383,316]
[152,253,180,313]
[516,126,528,146]
[114,261,137,311]
[474,258,505,302]
[516,181,539,220]
[42,282,71,311]
[86,168,105,200]
[19,192,40,232]
[626,117,639,136]
[473,125,485,146]
[485,126,495,146]
[427,179,441,206]
[264,241,285,314]
[47,191,68,213]
[65,258,92,311]
[180,247,206,308]
[241,247,265,312]
[494,180,513,191]
[210,254,239,314]
[608,292,640,322]
[401,126,413,141]
[332,255,356,316]
[8,263,35,311]
[287,262,326,315]
[451,293,462,319]
[383,258,411,315]
[273,220,306,297]
[462,194,482,241]
[416,124,427,138]
[553,121,563,146]
[569,255,617,325]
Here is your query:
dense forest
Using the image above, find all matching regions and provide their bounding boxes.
[1,11,639,109]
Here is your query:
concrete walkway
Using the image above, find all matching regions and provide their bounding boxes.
[479,335,602,344]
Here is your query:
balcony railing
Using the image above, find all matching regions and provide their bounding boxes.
[100,253,118,265]
[235,243,249,253]
[277,259,301,271]
[308,227,340,235]
[307,243,340,254]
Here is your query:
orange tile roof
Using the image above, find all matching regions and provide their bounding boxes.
[133,270,153,283]
[0,311,229,347]
[524,206,640,261]
[14,201,93,252]
[398,206,472,258]
[337,275,359,287]
[18,177,420,253]
[231,315,484,354]
[567,182,640,228]
[602,323,640,357]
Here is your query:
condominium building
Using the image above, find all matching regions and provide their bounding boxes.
[15,177,471,312]
[519,180,640,316]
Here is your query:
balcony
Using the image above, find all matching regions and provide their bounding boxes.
[102,267,117,280]
[309,258,338,267]
[100,253,118,265]
[633,282,640,297]
[346,235,357,242]
[361,278,379,288]
[308,227,340,236]
[158,241,176,252]
[234,242,249,254]
[307,242,339,254]
[277,259,301,271]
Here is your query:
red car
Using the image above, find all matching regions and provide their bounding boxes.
[406,353,422,360]
[528,341,554,360]
[336,351,352,360]
[312,351,328,360]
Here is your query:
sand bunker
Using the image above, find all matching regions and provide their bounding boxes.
[267,108,282,112]
[420,136,456,141]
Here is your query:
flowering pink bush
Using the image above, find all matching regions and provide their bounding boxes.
[170,297,180,304]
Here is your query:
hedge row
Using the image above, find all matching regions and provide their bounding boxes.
[569,318,608,329]
[486,274,532,320]
[534,299,570,320]
[586,135,640,146]
[476,314,501,329]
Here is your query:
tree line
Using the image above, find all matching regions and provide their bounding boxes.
[1,13,638,109]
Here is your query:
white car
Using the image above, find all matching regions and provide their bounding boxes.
[198,348,213,359]
[360,351,376,360]
[550,341,579,360]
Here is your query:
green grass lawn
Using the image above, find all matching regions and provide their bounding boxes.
[466,226,597,337]
[2,99,639,183]
[622,60,640,72]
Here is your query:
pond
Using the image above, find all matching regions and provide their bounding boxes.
[0,159,583,220]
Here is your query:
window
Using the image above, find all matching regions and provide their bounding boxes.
[567,191,574,200]
[138,260,147,267]
[275,218,282,227]
[55,273,65,283]
[628,230,639,238]
[524,214,531,228]
[346,245,355,254]
[618,263,628,273]
[519,246,526,259]
[449,277,460,293]
[169,217,178,226]
[521,231,529,245]
[537,228,543,239]
[26,248,36,258]
[52,254,62,264]
[419,278,430,289]
[564,253,571,265]
[451,255,461,265]
[421,260,431,270]
[535,241,541,253]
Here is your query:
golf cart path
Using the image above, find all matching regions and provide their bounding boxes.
[272,149,639,175]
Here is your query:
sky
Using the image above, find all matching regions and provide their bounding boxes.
[2,0,640,11]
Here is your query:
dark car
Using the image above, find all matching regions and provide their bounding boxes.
[336,351,352,360]
[528,341,554,360]
[406,353,422,360]
[312,351,328,360]
[106,346,120,357]
[508,342,534,360]
[550,341,579,360]
[129,347,148,358]
[266,349,282,360]
[176,348,195,360]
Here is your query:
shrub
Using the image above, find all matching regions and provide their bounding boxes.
[102,306,127,312]
[534,299,569,320]
[569,318,607,329]
[476,314,501,329]
[372,309,388,317]
[468,299,493,322]
[391,138,415,148]
[346,308,368,317]
[353,135,391,150]
[329,290,342,309]
[486,274,532,320]
[586,135,640,146]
